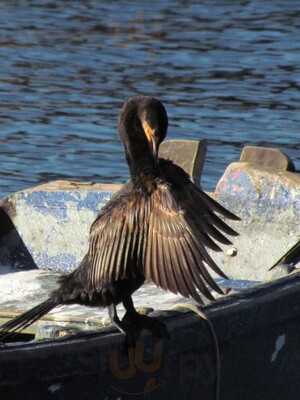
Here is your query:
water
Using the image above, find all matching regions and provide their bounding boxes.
[0,0,299,198]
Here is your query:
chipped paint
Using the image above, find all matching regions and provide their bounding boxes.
[5,188,114,272]
[271,334,286,362]
[48,383,62,393]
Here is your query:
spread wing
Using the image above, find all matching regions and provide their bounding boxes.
[85,161,239,304]
[86,184,148,289]
[143,161,240,304]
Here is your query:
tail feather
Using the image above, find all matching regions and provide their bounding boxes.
[0,298,59,342]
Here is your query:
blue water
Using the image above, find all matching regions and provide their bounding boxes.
[0,0,299,197]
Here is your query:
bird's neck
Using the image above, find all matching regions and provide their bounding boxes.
[121,123,160,182]
[128,154,159,181]
[131,168,159,193]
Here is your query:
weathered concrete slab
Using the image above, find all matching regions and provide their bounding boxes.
[212,162,300,281]
[240,146,295,171]
[159,139,206,183]
[0,184,114,273]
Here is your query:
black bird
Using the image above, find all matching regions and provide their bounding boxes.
[0,96,240,343]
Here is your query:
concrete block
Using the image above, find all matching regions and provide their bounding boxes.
[211,162,300,281]
[159,139,206,183]
[240,145,295,171]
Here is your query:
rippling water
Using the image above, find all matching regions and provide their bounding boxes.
[0,0,299,197]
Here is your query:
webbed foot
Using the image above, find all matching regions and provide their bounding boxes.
[122,311,169,342]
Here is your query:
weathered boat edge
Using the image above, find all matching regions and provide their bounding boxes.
[1,272,300,399]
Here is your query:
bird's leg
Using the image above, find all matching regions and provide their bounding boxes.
[108,303,138,347]
[108,304,125,334]
[122,296,169,340]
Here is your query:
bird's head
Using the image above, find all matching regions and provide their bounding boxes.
[118,96,168,168]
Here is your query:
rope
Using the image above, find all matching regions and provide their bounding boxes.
[172,303,221,400]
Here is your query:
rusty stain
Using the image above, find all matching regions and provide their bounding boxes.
[109,347,137,380]
[134,340,163,373]
[109,340,163,379]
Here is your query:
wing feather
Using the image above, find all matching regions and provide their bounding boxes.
[144,174,238,302]
[156,217,169,289]
[195,188,240,221]
[86,186,149,290]
[164,237,178,293]
[180,238,215,301]
[84,160,239,304]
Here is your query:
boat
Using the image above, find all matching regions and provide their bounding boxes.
[0,140,299,400]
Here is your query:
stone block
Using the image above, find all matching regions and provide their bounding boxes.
[240,145,295,171]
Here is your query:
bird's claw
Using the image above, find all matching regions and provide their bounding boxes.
[122,312,169,341]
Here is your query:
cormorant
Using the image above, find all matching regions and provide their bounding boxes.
[0,96,240,343]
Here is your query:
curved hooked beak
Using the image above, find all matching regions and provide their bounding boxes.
[142,120,159,161]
